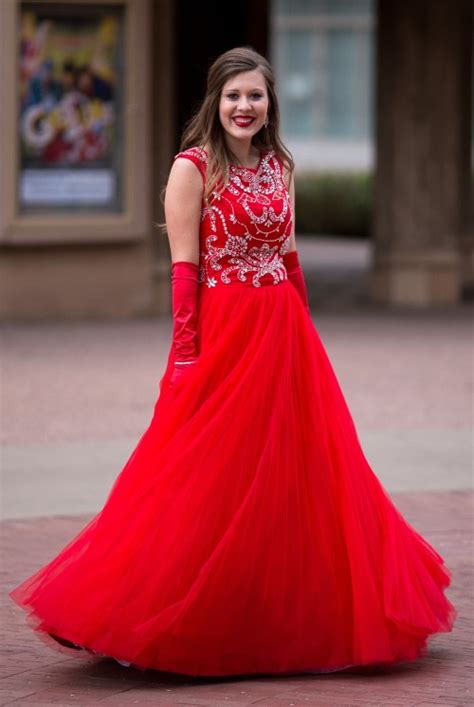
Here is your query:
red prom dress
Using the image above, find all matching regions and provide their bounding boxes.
[9,146,456,677]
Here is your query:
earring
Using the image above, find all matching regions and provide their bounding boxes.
[264,115,269,128]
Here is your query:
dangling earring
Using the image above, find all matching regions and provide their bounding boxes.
[264,115,269,128]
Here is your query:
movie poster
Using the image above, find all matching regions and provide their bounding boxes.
[18,4,124,212]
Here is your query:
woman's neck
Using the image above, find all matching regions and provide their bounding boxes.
[224,137,260,168]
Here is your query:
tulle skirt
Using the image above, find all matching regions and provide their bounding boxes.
[9,277,457,676]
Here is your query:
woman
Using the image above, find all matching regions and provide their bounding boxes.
[9,46,456,677]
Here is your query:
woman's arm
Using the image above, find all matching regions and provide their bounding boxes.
[163,157,203,385]
[164,157,203,264]
[283,166,310,313]
[286,169,297,253]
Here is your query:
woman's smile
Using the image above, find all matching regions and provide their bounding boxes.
[232,116,256,128]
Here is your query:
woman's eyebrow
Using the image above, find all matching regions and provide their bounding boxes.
[225,87,264,92]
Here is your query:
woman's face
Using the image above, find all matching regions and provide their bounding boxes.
[218,69,269,143]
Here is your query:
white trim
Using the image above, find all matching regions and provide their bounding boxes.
[288,139,374,172]
[274,16,374,30]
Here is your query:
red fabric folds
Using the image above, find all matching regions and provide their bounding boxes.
[9,278,456,677]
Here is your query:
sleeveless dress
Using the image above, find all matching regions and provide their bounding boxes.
[9,146,456,677]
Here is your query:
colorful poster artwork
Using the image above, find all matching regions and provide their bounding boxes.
[18,6,123,209]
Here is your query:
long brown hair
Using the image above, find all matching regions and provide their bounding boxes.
[180,46,294,203]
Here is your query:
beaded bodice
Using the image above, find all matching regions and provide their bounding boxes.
[173,146,293,288]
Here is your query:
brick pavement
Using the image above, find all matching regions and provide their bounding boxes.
[2,302,471,520]
[2,309,472,446]
[2,490,472,706]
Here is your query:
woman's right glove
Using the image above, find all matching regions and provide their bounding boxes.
[169,260,200,386]
[283,249,310,313]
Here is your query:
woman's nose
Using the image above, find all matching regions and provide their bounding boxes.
[238,96,251,111]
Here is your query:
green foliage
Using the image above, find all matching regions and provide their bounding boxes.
[295,172,373,238]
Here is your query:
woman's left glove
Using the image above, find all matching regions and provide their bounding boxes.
[283,249,310,313]
[170,260,200,386]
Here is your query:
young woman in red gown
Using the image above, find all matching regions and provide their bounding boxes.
[9,47,456,677]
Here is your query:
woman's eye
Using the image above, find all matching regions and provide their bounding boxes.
[226,93,263,100]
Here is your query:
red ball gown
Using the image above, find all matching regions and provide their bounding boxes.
[9,146,456,676]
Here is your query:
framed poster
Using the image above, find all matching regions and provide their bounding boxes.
[0,0,151,245]
[18,2,124,213]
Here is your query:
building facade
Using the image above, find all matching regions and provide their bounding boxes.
[0,0,472,319]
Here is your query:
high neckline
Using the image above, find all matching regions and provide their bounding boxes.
[228,151,264,172]
[200,146,269,172]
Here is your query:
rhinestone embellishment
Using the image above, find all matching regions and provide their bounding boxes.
[177,147,293,288]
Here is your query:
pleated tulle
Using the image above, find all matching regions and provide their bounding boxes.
[9,279,456,676]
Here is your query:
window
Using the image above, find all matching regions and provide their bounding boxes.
[271,0,375,169]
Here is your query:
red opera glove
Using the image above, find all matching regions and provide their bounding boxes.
[283,250,310,313]
[170,260,200,386]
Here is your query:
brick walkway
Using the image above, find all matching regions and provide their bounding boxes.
[2,489,472,706]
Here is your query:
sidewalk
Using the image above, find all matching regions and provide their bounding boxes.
[1,237,473,705]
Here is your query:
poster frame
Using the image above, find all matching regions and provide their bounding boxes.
[0,0,151,245]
